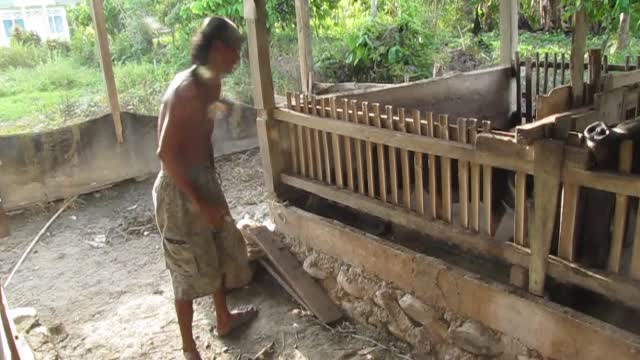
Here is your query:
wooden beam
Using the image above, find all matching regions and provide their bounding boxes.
[588,48,602,104]
[245,0,281,193]
[90,0,123,143]
[601,69,640,91]
[272,203,640,360]
[294,0,313,93]
[279,174,640,312]
[570,9,587,106]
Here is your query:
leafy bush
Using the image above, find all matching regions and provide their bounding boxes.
[0,44,49,69]
[70,26,98,66]
[10,27,41,47]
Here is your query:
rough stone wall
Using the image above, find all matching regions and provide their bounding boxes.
[283,234,541,360]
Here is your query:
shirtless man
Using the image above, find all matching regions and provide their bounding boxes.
[152,17,257,360]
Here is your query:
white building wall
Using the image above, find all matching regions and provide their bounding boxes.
[0,3,71,47]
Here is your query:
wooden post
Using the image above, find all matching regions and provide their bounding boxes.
[529,140,565,296]
[245,0,281,193]
[330,98,344,188]
[295,0,313,93]
[500,0,518,66]
[457,118,470,228]
[440,115,452,223]
[500,0,518,113]
[514,172,527,246]
[399,108,411,210]
[570,9,587,106]
[543,52,549,94]
[525,58,533,123]
[588,48,602,105]
[386,106,399,205]
[608,141,634,273]
[515,51,522,121]
[427,113,438,219]
[90,0,123,143]
[469,119,480,231]
[363,102,375,198]
[482,121,493,235]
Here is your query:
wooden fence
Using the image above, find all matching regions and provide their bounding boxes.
[271,89,640,312]
[517,51,640,123]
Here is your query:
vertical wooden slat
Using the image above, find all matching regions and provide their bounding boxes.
[469,119,480,231]
[630,209,640,280]
[373,104,387,202]
[570,9,587,106]
[514,171,528,246]
[558,184,580,260]
[342,99,355,191]
[320,98,332,184]
[351,100,366,195]
[363,102,375,198]
[439,115,452,223]
[302,94,315,179]
[482,120,493,236]
[625,55,631,71]
[608,140,633,273]
[543,52,549,94]
[286,93,299,175]
[603,55,609,74]
[330,98,344,188]
[525,57,533,123]
[412,110,424,215]
[427,112,438,219]
[588,49,602,105]
[561,53,566,84]
[552,53,558,88]
[536,52,541,95]
[637,56,640,73]
[399,108,412,210]
[457,118,469,228]
[295,94,307,177]
[529,140,564,296]
[515,51,522,120]
[311,96,323,181]
[386,106,399,205]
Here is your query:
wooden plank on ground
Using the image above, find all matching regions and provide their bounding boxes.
[246,226,342,324]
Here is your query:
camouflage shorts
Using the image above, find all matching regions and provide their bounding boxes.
[152,168,251,300]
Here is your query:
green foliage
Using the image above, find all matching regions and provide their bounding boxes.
[0,44,49,69]
[10,27,41,47]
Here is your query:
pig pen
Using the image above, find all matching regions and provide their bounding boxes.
[253,60,640,359]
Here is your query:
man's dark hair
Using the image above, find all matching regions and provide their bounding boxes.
[191,17,242,65]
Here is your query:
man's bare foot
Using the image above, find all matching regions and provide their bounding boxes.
[215,305,258,337]
[183,350,202,360]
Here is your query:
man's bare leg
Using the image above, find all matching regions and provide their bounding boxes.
[175,299,201,359]
[213,287,257,336]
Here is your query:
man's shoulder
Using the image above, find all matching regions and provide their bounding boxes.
[164,68,199,102]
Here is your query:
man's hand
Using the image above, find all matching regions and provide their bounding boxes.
[198,202,227,230]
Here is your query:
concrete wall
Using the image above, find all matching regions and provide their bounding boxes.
[333,66,513,128]
[0,103,258,210]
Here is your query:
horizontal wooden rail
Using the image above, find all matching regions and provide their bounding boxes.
[564,167,640,198]
[281,174,640,311]
[274,108,534,173]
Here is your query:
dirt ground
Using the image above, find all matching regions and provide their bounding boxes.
[0,149,410,360]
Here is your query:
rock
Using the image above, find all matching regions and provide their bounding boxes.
[337,267,375,298]
[303,255,328,280]
[341,300,373,324]
[448,320,503,357]
[405,326,432,354]
[10,307,39,333]
[375,289,416,339]
[398,294,439,326]
[441,345,477,360]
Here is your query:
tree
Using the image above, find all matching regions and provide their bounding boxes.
[617,12,630,51]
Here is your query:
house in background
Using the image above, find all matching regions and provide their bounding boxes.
[0,0,79,47]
